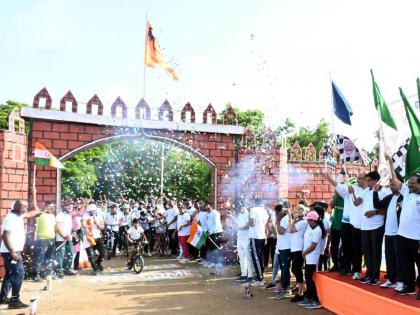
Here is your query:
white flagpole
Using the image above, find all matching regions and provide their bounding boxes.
[33,164,37,191]
[143,12,148,99]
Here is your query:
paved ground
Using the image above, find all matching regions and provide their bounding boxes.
[0,256,332,315]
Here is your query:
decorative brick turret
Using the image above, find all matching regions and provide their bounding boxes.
[60,90,78,113]
[305,143,317,162]
[33,87,52,109]
[203,104,217,124]
[158,100,173,121]
[223,105,238,125]
[290,141,302,161]
[181,103,195,123]
[135,98,151,120]
[86,94,103,115]
[111,97,127,119]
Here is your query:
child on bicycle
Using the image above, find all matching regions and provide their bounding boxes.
[126,218,146,269]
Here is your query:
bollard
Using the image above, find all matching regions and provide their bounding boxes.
[29,297,38,315]
[244,282,253,299]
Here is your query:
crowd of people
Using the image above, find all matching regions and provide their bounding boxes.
[0,191,224,310]
[0,153,418,311]
[232,154,419,310]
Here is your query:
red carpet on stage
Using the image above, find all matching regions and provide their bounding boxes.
[314,271,420,315]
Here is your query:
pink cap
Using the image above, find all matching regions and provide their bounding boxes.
[304,210,319,221]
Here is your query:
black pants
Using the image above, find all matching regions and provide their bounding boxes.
[250,238,265,281]
[351,226,362,273]
[304,264,318,302]
[167,229,178,255]
[330,228,341,270]
[264,237,276,268]
[118,226,129,252]
[148,227,156,252]
[399,235,418,291]
[86,238,105,272]
[188,243,199,259]
[384,235,402,283]
[340,222,352,273]
[206,233,222,263]
[111,230,120,256]
[361,227,384,280]
[291,251,304,283]
[74,251,80,270]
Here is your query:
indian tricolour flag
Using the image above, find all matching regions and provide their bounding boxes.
[34,142,65,169]
[187,221,207,249]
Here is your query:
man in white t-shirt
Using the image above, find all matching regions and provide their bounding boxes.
[55,201,78,277]
[203,202,223,268]
[387,154,420,297]
[233,204,253,282]
[248,199,269,287]
[105,204,123,257]
[163,201,179,256]
[352,171,390,285]
[177,206,191,263]
[0,191,41,309]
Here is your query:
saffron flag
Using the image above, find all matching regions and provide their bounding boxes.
[370,70,398,130]
[34,142,65,169]
[399,88,420,179]
[145,21,178,81]
[332,81,353,125]
[187,221,207,249]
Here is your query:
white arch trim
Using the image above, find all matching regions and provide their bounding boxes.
[56,133,218,209]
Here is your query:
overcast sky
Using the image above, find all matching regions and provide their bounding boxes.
[1,0,419,150]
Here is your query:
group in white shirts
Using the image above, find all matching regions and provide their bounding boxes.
[232,199,330,310]
[323,154,420,300]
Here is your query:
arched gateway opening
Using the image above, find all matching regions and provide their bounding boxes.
[56,133,217,210]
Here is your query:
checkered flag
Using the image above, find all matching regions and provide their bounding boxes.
[322,137,338,172]
[336,134,362,163]
[392,138,410,180]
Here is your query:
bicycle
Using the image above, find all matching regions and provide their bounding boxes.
[105,228,115,260]
[128,240,147,274]
[154,219,167,257]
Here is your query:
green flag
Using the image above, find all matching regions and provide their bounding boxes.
[399,88,420,179]
[370,70,398,130]
[417,77,420,108]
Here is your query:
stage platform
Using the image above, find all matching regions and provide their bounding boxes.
[314,271,420,315]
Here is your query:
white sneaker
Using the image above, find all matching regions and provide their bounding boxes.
[250,280,265,287]
[179,258,188,264]
[198,260,207,265]
[206,262,215,268]
[379,280,395,288]
[394,282,404,292]
[352,272,361,280]
[176,254,183,260]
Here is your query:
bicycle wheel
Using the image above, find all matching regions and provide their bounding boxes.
[133,255,144,274]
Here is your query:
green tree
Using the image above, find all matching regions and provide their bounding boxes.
[287,120,330,152]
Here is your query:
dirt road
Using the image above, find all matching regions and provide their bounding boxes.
[1,256,332,315]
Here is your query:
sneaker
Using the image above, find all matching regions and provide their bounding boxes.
[359,277,371,284]
[179,258,188,264]
[297,298,311,306]
[275,289,287,300]
[33,275,43,282]
[8,299,28,309]
[64,269,78,276]
[244,277,253,283]
[198,260,207,265]
[379,280,396,288]
[289,286,298,294]
[369,278,380,286]
[0,296,10,305]
[273,286,282,293]
[57,273,65,279]
[290,294,304,303]
[235,276,247,282]
[394,282,404,292]
[206,262,215,268]
[250,280,265,287]
[97,264,104,272]
[176,254,183,260]
[396,287,416,296]
[265,282,276,289]
[305,301,322,309]
[328,266,340,272]
[352,272,361,280]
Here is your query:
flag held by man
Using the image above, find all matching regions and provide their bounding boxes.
[399,88,420,179]
[187,221,207,249]
[332,81,353,125]
[145,20,178,81]
[371,70,397,130]
[34,142,65,169]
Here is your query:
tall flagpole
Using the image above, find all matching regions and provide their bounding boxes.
[329,70,335,136]
[143,12,148,98]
